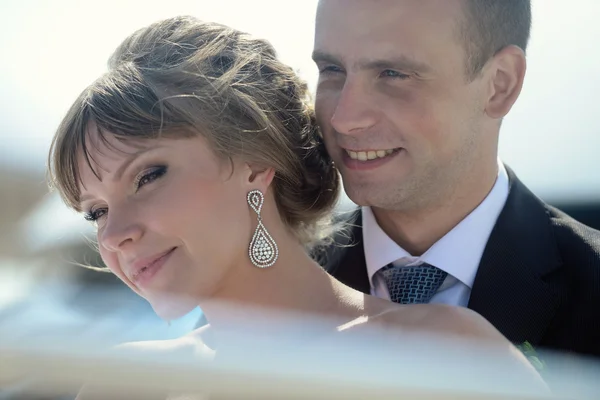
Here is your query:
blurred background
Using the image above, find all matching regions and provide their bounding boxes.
[0,0,599,361]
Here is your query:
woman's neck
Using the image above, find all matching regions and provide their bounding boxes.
[198,230,364,338]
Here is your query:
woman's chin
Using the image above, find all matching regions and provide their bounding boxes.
[148,294,199,322]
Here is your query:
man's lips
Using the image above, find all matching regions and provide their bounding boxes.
[340,148,404,171]
[344,148,398,161]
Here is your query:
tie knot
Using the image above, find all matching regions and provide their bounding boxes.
[379,263,448,304]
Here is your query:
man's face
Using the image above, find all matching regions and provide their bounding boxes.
[314,0,489,211]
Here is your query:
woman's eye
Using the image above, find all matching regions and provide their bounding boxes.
[80,166,167,223]
[84,208,107,222]
[135,165,167,191]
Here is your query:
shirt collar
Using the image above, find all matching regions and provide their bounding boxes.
[363,159,510,289]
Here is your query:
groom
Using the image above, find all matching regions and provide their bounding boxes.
[312,0,600,358]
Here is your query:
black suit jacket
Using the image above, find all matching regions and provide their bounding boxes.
[318,167,600,358]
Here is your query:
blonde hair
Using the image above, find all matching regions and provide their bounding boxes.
[47,16,340,249]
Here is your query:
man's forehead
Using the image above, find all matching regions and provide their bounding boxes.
[314,0,465,69]
[315,0,463,36]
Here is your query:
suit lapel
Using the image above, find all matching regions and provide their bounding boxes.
[468,167,563,345]
[326,168,563,345]
[323,210,371,294]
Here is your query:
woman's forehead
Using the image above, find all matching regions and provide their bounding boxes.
[77,125,157,183]
[86,124,152,155]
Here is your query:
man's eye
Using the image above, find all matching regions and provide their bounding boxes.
[134,165,167,191]
[319,65,344,74]
[380,70,410,79]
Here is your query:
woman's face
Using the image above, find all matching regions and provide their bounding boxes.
[77,130,254,320]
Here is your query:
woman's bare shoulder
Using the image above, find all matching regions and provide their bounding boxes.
[117,324,215,358]
[360,297,507,342]
[75,330,214,400]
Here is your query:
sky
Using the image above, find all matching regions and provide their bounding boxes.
[1,0,600,203]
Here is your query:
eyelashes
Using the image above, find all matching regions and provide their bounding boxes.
[319,65,344,74]
[318,65,410,78]
[83,165,168,223]
[379,69,410,80]
[84,208,105,222]
[133,165,167,191]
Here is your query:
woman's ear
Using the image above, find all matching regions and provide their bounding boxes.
[244,163,275,194]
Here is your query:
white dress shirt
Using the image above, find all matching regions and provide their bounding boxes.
[362,159,510,307]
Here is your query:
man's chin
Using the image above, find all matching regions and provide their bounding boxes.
[343,183,413,211]
[342,183,385,208]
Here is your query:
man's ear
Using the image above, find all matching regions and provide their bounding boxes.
[244,163,276,194]
[484,45,527,119]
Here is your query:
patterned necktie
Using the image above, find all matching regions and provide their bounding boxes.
[379,263,448,304]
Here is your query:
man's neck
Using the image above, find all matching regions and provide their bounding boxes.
[373,160,500,256]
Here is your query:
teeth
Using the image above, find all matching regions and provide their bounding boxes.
[346,149,396,161]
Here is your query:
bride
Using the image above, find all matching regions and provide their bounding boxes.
[47,15,546,398]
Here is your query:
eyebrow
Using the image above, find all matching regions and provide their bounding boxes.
[312,50,432,74]
[78,145,161,205]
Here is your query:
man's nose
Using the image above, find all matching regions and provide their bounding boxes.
[330,79,378,136]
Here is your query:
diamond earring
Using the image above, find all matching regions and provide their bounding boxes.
[247,190,278,268]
